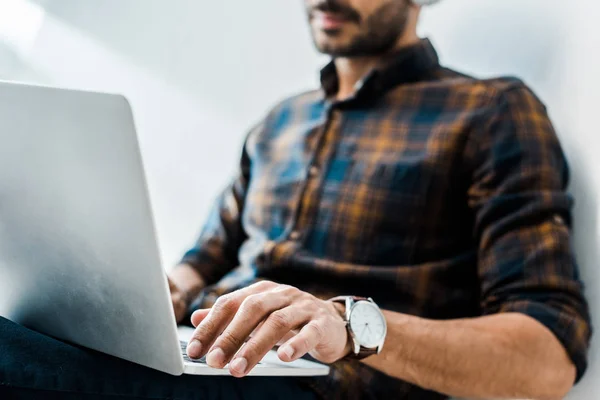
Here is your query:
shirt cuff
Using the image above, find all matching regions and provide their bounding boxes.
[493,300,591,383]
[179,249,222,286]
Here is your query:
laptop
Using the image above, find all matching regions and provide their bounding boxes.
[0,81,330,377]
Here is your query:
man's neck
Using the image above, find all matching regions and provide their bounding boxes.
[334,33,421,101]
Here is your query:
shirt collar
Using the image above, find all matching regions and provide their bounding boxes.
[319,38,440,102]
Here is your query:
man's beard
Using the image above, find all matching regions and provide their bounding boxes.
[307,0,411,57]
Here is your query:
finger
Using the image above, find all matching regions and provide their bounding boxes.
[229,305,312,377]
[186,281,277,359]
[206,287,303,368]
[277,320,325,363]
[249,321,298,345]
[276,330,297,346]
[190,309,210,326]
[249,320,265,337]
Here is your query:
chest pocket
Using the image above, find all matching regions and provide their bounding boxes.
[325,152,432,264]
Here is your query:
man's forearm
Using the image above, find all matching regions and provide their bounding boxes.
[363,311,575,400]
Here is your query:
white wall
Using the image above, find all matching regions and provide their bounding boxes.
[0,0,598,397]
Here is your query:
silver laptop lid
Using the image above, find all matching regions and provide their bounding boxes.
[0,81,184,375]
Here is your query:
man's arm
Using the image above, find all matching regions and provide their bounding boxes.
[168,264,206,323]
[363,312,574,400]
[169,263,207,297]
[363,82,591,399]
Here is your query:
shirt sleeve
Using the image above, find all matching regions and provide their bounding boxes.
[467,81,592,382]
[178,123,260,286]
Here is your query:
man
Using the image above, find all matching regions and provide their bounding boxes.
[0,0,591,399]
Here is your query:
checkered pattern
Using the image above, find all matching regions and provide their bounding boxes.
[181,40,591,399]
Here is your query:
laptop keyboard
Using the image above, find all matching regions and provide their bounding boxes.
[179,341,262,365]
[180,341,207,364]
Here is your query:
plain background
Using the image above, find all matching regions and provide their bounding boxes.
[0,0,598,398]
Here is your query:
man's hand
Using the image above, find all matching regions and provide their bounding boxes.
[168,277,189,324]
[168,264,207,324]
[186,280,351,377]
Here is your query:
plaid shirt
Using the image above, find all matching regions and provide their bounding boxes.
[181,39,591,399]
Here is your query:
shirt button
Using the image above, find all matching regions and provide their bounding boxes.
[289,231,301,241]
[264,240,276,253]
[553,215,566,226]
[309,165,320,178]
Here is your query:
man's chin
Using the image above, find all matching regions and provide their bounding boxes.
[315,44,358,58]
[314,37,355,57]
[311,26,366,56]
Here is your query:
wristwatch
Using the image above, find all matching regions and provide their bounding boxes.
[330,296,387,360]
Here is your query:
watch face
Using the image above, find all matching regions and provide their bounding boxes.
[349,301,386,348]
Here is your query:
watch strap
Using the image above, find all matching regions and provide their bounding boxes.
[329,295,368,304]
[351,347,377,360]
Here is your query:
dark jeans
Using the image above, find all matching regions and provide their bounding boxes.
[0,317,318,400]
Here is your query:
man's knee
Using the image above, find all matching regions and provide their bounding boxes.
[0,317,92,393]
[0,385,107,400]
[0,316,22,336]
[0,317,30,361]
